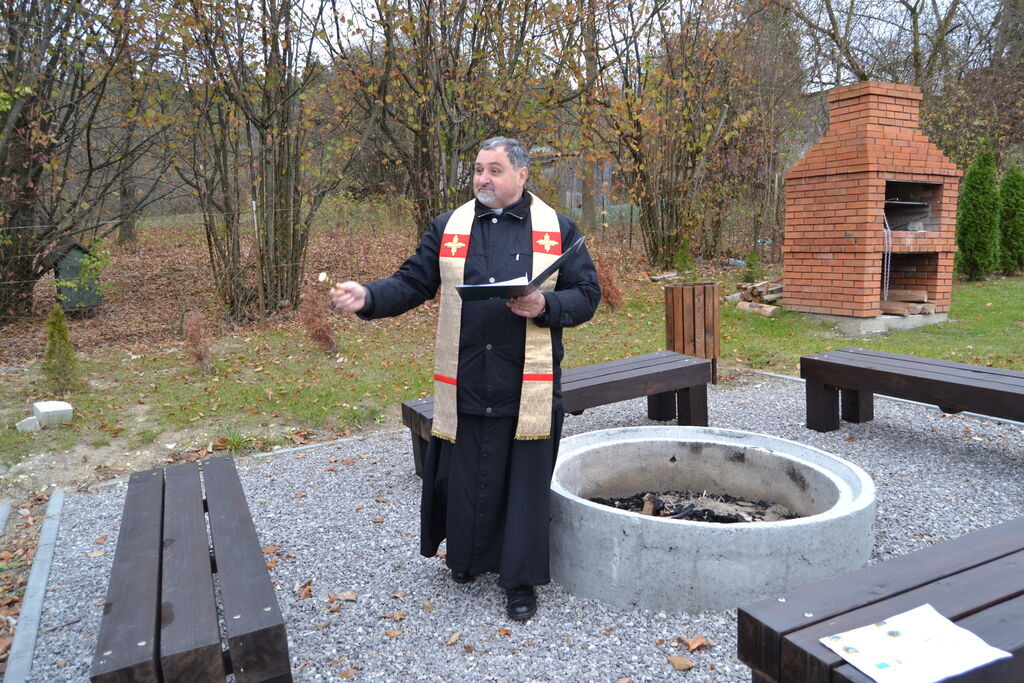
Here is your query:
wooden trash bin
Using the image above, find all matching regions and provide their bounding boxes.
[665,282,720,383]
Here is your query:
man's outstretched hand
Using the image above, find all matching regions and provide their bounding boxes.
[330,281,367,313]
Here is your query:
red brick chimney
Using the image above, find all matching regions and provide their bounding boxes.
[782,81,962,318]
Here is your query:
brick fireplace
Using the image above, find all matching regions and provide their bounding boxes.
[782,81,962,319]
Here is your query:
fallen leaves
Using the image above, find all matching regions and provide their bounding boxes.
[422,599,435,612]
[379,611,406,622]
[681,634,709,652]
[384,629,403,638]
[666,655,693,671]
[445,630,462,646]
[296,579,313,599]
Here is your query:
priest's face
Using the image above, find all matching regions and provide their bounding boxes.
[474,146,528,209]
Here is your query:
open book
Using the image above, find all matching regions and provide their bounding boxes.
[456,236,585,302]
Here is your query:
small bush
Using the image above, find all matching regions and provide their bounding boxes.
[673,236,697,281]
[740,249,764,283]
[592,253,624,311]
[41,305,84,395]
[999,164,1024,275]
[955,143,1001,280]
[299,285,337,355]
[183,311,213,373]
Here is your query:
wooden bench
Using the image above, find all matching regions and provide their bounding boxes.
[801,348,1024,432]
[90,455,291,682]
[401,350,712,476]
[738,516,1024,682]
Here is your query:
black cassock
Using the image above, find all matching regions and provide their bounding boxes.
[419,410,564,589]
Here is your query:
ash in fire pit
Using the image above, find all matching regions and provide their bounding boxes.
[589,490,799,523]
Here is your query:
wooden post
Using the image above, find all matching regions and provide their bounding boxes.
[665,282,720,383]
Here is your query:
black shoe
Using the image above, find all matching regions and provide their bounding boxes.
[506,586,537,621]
[451,569,474,584]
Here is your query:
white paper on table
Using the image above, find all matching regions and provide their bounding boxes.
[819,603,1011,683]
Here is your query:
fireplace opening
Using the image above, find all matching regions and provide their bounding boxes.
[884,180,941,232]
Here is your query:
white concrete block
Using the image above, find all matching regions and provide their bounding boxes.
[32,401,74,426]
[16,416,41,432]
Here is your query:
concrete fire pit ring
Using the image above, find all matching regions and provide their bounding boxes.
[550,426,876,612]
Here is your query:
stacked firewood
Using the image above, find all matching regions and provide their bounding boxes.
[737,277,784,303]
[734,277,783,317]
[880,289,936,316]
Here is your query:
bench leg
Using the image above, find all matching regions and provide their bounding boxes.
[806,379,840,432]
[840,388,874,423]
[676,385,708,426]
[647,391,677,421]
[410,430,427,479]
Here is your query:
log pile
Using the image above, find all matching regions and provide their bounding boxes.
[737,277,783,303]
[881,289,935,316]
[733,278,783,317]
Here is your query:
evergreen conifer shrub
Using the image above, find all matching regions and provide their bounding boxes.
[41,305,83,395]
[999,164,1024,275]
[955,144,1001,280]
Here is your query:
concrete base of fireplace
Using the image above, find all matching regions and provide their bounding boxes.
[807,312,948,336]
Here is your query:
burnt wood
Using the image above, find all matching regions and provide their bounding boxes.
[90,469,164,682]
[737,517,1024,683]
[801,348,1024,432]
[401,351,713,476]
[90,457,291,683]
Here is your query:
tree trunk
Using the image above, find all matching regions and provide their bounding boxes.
[118,171,137,244]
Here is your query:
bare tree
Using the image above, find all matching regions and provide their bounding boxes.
[776,0,973,88]
[185,0,345,313]
[320,0,585,232]
[1,0,162,323]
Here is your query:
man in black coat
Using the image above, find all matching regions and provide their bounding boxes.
[331,136,600,620]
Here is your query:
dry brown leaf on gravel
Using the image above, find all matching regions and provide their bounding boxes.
[337,668,357,678]
[682,634,711,652]
[446,630,462,646]
[384,629,403,638]
[666,655,693,671]
[296,579,313,599]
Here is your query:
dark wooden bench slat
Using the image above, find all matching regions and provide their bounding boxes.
[839,348,1024,382]
[559,350,684,378]
[833,593,1024,682]
[203,456,291,683]
[779,549,1024,682]
[737,517,1024,682]
[804,350,1024,391]
[90,469,164,683]
[160,462,225,680]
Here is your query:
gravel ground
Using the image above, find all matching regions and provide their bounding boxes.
[25,373,1024,682]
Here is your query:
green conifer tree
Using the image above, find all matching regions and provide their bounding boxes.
[41,305,83,395]
[955,143,1001,280]
[999,164,1024,275]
